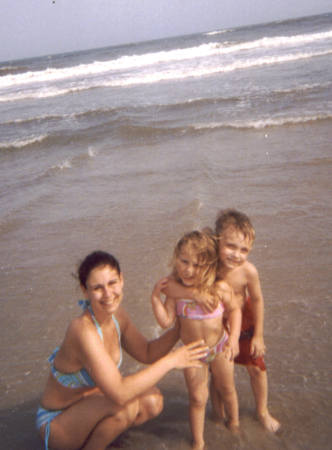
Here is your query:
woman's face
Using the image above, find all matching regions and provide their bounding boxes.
[82,265,124,316]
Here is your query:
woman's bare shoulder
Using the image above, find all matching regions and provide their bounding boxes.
[65,313,96,344]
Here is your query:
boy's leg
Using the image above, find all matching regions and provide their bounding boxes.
[184,365,209,450]
[246,365,280,432]
[210,355,239,432]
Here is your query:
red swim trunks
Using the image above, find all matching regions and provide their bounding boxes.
[234,297,266,371]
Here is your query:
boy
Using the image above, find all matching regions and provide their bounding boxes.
[210,209,280,432]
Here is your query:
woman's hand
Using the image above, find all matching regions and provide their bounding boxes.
[169,340,209,369]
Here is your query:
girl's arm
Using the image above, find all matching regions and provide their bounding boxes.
[246,262,265,358]
[119,305,180,363]
[74,311,208,406]
[151,278,177,328]
[216,281,241,361]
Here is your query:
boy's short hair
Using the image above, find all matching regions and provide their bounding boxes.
[215,209,255,243]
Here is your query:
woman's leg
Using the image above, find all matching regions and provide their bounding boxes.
[210,355,239,432]
[83,387,163,450]
[133,386,163,427]
[41,388,163,450]
[184,365,209,450]
[82,399,139,450]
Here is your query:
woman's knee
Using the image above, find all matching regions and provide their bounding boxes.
[134,388,164,426]
[144,388,164,419]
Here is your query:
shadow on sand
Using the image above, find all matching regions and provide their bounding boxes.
[0,399,43,450]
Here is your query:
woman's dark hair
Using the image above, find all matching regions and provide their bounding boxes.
[78,251,121,288]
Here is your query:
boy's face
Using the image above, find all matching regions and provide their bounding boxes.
[218,226,252,270]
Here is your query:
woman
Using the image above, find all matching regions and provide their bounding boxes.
[36,250,208,450]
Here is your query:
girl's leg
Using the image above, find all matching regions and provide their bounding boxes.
[210,356,239,432]
[246,365,280,432]
[209,376,225,421]
[184,365,209,450]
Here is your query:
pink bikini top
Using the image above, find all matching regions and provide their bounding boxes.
[176,299,224,320]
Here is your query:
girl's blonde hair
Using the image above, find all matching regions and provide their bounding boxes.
[172,230,218,292]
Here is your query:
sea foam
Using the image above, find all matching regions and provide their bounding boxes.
[0,28,331,90]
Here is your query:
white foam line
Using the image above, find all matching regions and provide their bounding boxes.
[0,28,331,89]
[0,134,48,149]
[0,49,331,103]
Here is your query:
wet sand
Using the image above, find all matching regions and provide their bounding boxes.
[0,122,332,449]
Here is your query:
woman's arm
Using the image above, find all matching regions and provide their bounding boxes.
[74,315,208,406]
[119,306,179,363]
[151,278,177,328]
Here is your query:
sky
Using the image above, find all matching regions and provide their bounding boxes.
[1,0,331,62]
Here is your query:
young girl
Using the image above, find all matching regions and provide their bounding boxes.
[151,231,241,450]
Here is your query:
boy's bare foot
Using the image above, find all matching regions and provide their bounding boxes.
[258,411,280,432]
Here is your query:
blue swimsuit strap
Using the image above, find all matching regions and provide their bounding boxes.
[78,300,123,367]
[78,300,103,340]
[44,419,51,450]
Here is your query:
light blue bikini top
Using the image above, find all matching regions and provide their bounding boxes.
[49,300,122,388]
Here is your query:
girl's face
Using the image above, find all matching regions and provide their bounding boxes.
[82,265,124,315]
[175,245,200,287]
[218,226,252,270]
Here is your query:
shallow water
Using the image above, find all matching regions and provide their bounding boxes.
[1,13,332,450]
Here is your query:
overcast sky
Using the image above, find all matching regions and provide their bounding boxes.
[1,0,331,62]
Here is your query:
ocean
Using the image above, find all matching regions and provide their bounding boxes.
[0,12,331,449]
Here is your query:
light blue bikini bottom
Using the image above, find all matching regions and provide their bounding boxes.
[36,405,63,450]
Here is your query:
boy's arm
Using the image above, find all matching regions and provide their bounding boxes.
[216,281,241,360]
[246,263,266,358]
[151,278,177,328]
[163,277,216,312]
